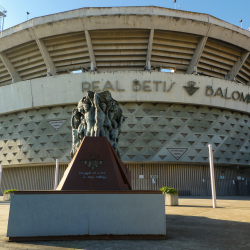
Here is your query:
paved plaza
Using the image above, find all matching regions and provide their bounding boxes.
[0,196,249,250]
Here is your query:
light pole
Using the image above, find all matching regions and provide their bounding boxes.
[0,7,7,38]
[27,12,30,21]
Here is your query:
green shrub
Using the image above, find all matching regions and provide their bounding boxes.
[159,186,178,194]
[4,189,18,194]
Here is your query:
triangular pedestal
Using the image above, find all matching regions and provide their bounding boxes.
[57,137,132,190]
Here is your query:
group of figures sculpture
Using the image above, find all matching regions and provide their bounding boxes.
[70,90,125,159]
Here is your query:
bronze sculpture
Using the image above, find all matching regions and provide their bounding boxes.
[70,90,125,159]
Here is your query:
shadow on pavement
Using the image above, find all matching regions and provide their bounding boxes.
[0,201,10,205]
[165,214,250,249]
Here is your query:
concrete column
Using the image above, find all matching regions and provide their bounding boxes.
[226,50,250,81]
[146,29,154,71]
[0,52,21,83]
[36,38,57,76]
[85,30,96,71]
[186,36,208,74]
[29,28,57,76]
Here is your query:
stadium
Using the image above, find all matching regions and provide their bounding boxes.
[0,6,250,196]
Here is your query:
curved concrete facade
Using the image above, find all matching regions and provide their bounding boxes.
[1,72,250,114]
[0,71,250,166]
[0,6,250,195]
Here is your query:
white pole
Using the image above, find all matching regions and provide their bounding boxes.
[1,15,5,38]
[208,144,217,208]
[0,165,2,194]
[54,159,59,190]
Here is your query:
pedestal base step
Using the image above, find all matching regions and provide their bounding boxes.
[7,191,166,241]
[9,234,166,241]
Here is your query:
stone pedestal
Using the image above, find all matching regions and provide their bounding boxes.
[164,194,178,206]
[7,191,166,241]
[57,137,132,191]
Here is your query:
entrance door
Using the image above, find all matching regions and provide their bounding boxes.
[235,181,250,196]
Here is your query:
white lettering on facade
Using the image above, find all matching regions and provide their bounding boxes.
[82,80,176,93]
[206,86,250,104]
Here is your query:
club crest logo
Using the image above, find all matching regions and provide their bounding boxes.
[183,81,199,96]
[81,154,105,170]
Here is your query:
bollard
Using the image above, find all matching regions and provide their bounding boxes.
[208,144,217,208]
[0,165,2,194]
[54,159,59,190]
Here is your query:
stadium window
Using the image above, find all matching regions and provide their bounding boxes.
[161,68,175,73]
[71,70,82,74]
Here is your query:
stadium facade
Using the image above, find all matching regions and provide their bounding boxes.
[0,6,250,196]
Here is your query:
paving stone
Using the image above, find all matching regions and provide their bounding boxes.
[0,196,249,250]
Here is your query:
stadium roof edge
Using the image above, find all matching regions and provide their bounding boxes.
[2,6,250,39]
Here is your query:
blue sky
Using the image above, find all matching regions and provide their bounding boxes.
[1,0,250,31]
